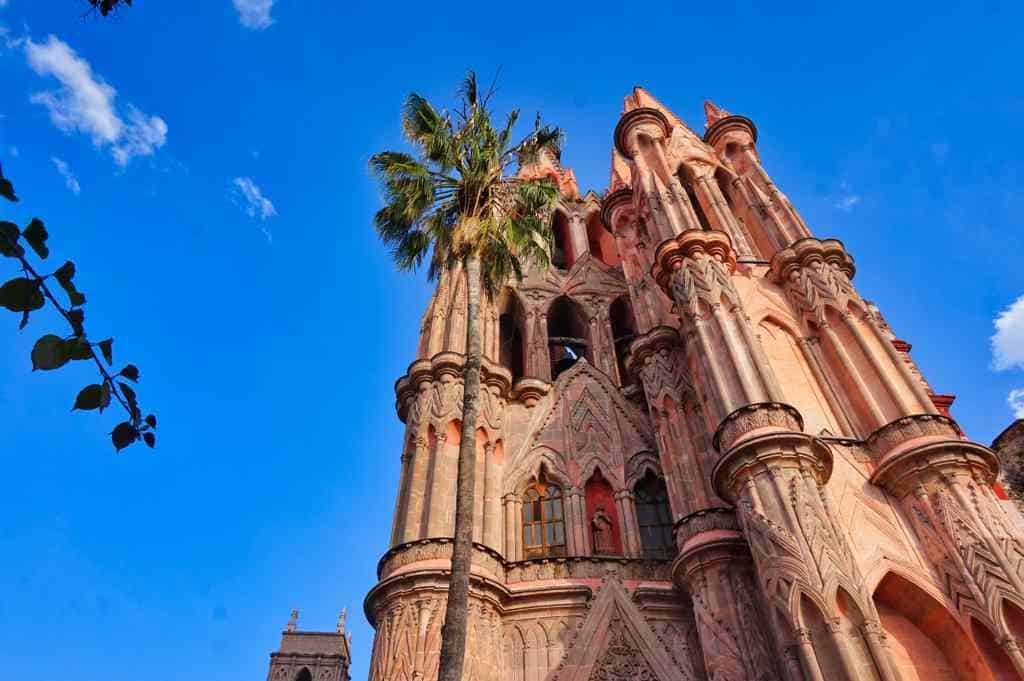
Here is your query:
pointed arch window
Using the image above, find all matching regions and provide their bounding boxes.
[547,296,591,378]
[295,669,313,681]
[634,472,674,559]
[678,167,712,230]
[522,478,566,558]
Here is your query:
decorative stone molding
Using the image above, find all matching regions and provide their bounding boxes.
[376,537,673,586]
[710,404,833,503]
[868,414,998,497]
[377,538,506,580]
[651,229,736,294]
[394,352,513,423]
[866,413,962,459]
[712,402,804,454]
[600,187,635,235]
[673,506,739,547]
[506,556,672,583]
[766,237,857,323]
[511,377,551,408]
[613,107,673,158]
[703,114,758,149]
[870,441,999,498]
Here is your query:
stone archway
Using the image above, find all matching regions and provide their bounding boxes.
[872,572,994,681]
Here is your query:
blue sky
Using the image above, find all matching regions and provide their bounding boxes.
[1,2,1023,680]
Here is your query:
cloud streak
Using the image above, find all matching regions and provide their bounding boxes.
[231,177,276,242]
[24,35,167,166]
[232,0,275,30]
[51,157,80,194]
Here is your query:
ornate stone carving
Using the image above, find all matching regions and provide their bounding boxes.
[588,616,658,681]
[766,238,857,324]
[650,230,737,313]
[712,402,804,455]
[674,507,738,547]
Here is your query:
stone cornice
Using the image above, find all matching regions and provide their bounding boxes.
[599,187,634,234]
[865,413,998,496]
[869,439,999,498]
[651,229,736,293]
[613,107,672,158]
[766,237,856,285]
[703,114,758,148]
[712,402,805,454]
[673,506,739,547]
[625,325,681,376]
[394,352,514,422]
[373,537,673,592]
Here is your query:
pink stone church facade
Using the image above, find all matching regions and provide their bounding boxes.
[362,89,1024,681]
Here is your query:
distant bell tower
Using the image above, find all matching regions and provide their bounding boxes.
[364,86,1024,681]
[264,609,351,681]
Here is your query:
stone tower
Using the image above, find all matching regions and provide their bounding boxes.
[265,609,352,681]
[364,88,1024,681]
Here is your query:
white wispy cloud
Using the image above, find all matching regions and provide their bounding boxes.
[1009,389,1024,419]
[233,0,275,29]
[993,294,1024,372]
[231,176,276,242]
[24,35,167,166]
[51,156,80,194]
[834,195,861,211]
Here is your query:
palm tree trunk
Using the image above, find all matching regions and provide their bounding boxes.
[437,254,483,681]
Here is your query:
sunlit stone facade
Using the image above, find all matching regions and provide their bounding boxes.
[364,88,1024,681]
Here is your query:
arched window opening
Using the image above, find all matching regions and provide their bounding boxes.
[552,210,573,270]
[584,469,622,556]
[610,296,638,387]
[715,168,737,211]
[634,471,673,559]
[585,212,620,267]
[547,296,590,378]
[295,669,313,681]
[498,291,525,382]
[971,619,1017,681]
[522,473,566,559]
[873,572,991,681]
[677,167,712,231]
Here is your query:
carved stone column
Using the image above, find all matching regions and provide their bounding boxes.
[651,229,776,422]
[712,402,888,681]
[673,507,787,681]
[869,413,1024,677]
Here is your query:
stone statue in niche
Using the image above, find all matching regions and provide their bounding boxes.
[592,506,616,555]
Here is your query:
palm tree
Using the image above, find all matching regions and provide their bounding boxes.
[370,73,562,681]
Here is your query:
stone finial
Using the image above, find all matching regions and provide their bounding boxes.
[703,100,732,129]
[337,607,347,634]
[286,609,299,632]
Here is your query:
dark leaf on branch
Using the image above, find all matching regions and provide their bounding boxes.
[54,261,86,307]
[111,421,137,451]
[0,164,16,203]
[120,364,140,381]
[0,277,44,313]
[31,334,69,371]
[142,431,155,448]
[98,338,113,365]
[65,336,93,361]
[99,381,111,412]
[0,221,23,258]
[119,381,137,405]
[23,219,49,259]
[68,308,84,336]
[72,384,104,411]
[144,413,157,429]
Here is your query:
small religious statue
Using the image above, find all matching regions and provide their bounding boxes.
[286,609,299,632]
[591,506,616,555]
